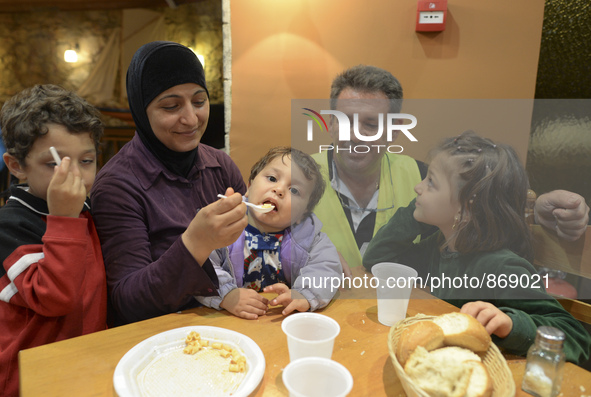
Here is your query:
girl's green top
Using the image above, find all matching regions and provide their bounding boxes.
[363,199,591,364]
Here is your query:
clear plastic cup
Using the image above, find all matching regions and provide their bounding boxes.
[282,357,353,397]
[371,262,418,326]
[281,313,340,362]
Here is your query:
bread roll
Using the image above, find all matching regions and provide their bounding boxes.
[396,321,445,366]
[404,346,473,397]
[465,361,493,397]
[433,313,491,352]
[427,345,482,362]
[405,346,492,397]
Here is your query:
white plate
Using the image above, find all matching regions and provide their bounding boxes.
[113,326,265,397]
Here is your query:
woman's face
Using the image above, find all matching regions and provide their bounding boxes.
[146,83,209,152]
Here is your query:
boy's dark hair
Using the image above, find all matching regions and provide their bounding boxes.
[0,84,104,165]
[249,146,325,216]
[330,65,403,113]
[430,130,533,261]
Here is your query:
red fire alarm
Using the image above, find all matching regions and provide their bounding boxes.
[416,0,447,32]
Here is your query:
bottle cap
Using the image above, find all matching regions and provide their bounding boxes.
[536,326,565,349]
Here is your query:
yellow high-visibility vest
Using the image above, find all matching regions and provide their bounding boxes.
[313,151,422,268]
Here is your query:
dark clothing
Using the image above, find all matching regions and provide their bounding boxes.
[90,135,246,325]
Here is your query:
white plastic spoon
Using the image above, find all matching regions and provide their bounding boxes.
[217,194,275,213]
[49,146,61,166]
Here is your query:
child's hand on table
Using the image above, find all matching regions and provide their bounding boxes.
[264,283,311,315]
[461,300,513,338]
[220,288,269,320]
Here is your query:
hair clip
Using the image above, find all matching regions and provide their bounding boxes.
[477,148,482,153]
[492,144,497,148]
[467,158,474,163]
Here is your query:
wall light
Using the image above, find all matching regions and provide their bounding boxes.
[64,44,80,63]
[64,50,78,63]
[189,47,205,68]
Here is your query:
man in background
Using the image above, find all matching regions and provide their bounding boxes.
[312,65,589,276]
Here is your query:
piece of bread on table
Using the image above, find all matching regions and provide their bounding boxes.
[404,346,492,397]
[433,312,491,352]
[396,321,445,366]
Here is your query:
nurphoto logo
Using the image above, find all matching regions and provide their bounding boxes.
[302,108,418,154]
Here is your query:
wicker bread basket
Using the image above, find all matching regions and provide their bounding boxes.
[388,314,516,397]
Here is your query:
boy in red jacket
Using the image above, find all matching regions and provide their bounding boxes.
[0,84,107,397]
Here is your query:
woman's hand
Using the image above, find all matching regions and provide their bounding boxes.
[47,157,87,218]
[182,187,248,265]
[220,288,269,320]
[264,283,311,315]
[460,301,513,338]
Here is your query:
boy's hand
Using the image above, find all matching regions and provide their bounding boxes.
[220,288,269,320]
[47,157,87,218]
[264,283,311,315]
[182,187,248,265]
[460,301,513,338]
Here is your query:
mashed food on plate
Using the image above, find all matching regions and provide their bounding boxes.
[137,331,247,397]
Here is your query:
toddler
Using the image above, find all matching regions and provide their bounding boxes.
[199,147,342,318]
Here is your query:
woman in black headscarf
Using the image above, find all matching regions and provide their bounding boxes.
[90,41,248,325]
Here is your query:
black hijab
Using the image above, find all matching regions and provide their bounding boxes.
[126,41,209,177]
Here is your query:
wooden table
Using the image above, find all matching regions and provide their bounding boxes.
[19,288,591,396]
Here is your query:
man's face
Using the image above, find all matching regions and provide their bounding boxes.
[330,87,395,178]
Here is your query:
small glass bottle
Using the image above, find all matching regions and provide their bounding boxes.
[521,326,566,397]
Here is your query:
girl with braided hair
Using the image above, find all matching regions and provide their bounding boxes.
[363,130,590,364]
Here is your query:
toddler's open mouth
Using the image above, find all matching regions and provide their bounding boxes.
[262,200,278,212]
